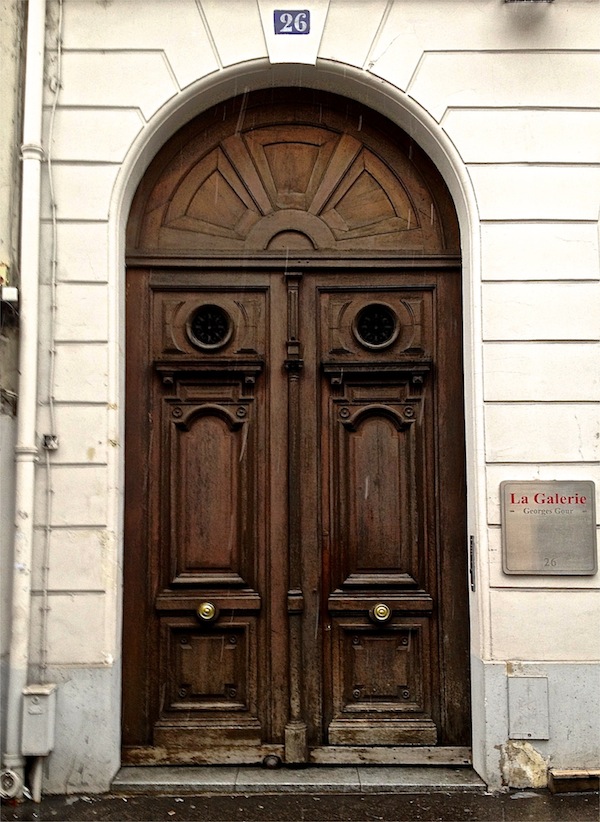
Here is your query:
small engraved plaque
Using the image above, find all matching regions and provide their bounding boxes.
[501,481,597,575]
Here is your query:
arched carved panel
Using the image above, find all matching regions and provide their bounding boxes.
[127,90,459,256]
[347,415,410,572]
[332,402,422,590]
[170,409,247,585]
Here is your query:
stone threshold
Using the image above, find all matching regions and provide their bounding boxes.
[548,769,600,794]
[112,765,486,794]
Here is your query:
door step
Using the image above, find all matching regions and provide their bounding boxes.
[548,769,600,793]
[112,765,486,794]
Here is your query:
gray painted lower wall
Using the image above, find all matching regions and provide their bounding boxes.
[29,657,600,794]
[41,664,121,795]
[471,657,600,789]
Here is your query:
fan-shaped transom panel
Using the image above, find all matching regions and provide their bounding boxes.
[127,90,459,256]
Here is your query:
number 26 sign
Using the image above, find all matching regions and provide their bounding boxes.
[274,10,310,34]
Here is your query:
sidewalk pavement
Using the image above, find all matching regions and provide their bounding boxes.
[2,766,598,822]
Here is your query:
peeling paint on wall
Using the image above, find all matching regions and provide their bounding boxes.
[500,740,549,788]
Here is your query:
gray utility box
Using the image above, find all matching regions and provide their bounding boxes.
[21,684,57,757]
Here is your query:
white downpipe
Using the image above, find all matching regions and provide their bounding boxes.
[2,0,47,792]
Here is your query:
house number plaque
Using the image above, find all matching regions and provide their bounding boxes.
[501,481,597,575]
[274,10,310,34]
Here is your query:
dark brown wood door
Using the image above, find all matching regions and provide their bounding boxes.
[122,92,470,766]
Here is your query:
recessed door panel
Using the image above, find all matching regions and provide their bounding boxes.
[160,621,255,715]
[328,618,436,746]
[170,409,244,582]
[348,414,408,570]
[335,405,419,585]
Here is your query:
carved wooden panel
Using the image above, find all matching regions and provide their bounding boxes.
[127,91,459,255]
[152,287,267,362]
[154,616,262,749]
[328,618,436,746]
[150,284,267,589]
[162,623,251,713]
[320,287,433,364]
[319,277,442,750]
[332,402,421,588]
[166,399,253,585]
[136,132,428,252]
[320,285,434,595]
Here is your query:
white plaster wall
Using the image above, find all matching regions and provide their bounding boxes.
[25,0,600,791]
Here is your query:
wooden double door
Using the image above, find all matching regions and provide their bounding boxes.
[122,92,470,765]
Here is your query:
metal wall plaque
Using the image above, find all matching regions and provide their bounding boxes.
[501,481,597,575]
[274,10,310,34]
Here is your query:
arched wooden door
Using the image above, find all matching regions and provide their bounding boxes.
[123,91,470,766]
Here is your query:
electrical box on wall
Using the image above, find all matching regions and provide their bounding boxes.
[21,684,57,757]
[1,286,19,303]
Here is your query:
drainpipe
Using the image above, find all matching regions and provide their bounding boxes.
[1,0,47,798]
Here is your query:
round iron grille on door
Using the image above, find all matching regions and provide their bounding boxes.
[353,303,399,349]
[188,304,232,350]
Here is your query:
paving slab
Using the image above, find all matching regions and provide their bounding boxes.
[113,766,240,792]
[357,765,485,791]
[235,766,361,792]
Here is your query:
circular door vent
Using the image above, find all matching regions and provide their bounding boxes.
[188,304,232,350]
[354,303,399,349]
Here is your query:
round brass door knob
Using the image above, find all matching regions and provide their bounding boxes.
[369,603,392,624]
[197,602,218,622]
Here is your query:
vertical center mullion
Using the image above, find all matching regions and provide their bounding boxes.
[283,271,308,762]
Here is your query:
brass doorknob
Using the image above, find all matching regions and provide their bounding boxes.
[197,602,218,622]
[369,603,392,624]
